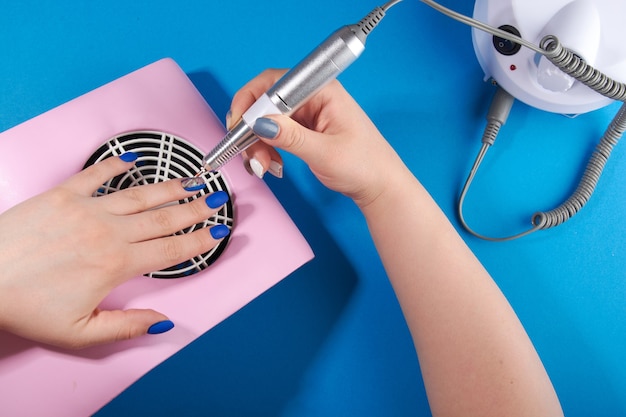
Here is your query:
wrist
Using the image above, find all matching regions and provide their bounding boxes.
[354,159,417,212]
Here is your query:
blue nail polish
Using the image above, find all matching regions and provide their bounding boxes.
[205,190,229,209]
[119,151,139,162]
[181,177,206,192]
[253,117,279,139]
[147,320,175,335]
[210,224,230,239]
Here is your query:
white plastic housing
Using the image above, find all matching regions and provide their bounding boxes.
[242,93,282,126]
[472,0,626,114]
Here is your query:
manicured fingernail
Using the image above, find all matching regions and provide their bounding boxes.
[205,190,229,208]
[181,177,206,192]
[147,320,175,335]
[249,157,264,179]
[225,110,232,129]
[120,151,139,162]
[268,160,283,178]
[243,157,255,176]
[210,224,230,239]
[253,117,279,139]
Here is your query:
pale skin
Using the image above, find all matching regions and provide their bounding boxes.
[0,156,228,349]
[233,69,564,417]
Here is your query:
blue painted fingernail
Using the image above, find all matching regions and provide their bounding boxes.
[205,190,229,208]
[119,151,139,162]
[147,320,175,335]
[181,177,206,192]
[253,117,279,139]
[210,224,230,239]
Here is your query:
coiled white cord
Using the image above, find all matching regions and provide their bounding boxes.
[541,36,626,101]
[532,103,626,230]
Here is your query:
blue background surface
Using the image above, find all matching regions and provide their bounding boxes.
[1,1,625,416]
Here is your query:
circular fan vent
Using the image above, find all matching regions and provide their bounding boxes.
[83,131,234,279]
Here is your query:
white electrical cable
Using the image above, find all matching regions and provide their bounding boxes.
[419,0,544,54]
[382,0,403,12]
[419,0,626,100]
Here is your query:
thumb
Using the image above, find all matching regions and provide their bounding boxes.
[252,115,328,165]
[76,309,173,348]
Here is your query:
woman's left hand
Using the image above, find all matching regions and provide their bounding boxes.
[0,153,230,349]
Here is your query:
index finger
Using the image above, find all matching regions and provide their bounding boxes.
[229,69,287,127]
[61,153,138,196]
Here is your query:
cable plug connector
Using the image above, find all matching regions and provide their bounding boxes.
[483,86,514,146]
[350,7,386,43]
[349,0,403,44]
[457,86,529,242]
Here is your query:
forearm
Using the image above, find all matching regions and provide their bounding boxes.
[236,69,562,415]
[359,164,563,417]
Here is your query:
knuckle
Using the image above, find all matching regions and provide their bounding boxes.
[160,238,184,263]
[159,232,209,265]
[114,325,135,342]
[151,209,174,232]
[46,187,75,208]
[189,198,211,223]
[285,126,306,152]
[124,187,149,210]
[189,198,209,219]
[190,232,209,254]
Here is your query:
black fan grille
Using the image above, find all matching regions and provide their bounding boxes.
[83,131,234,279]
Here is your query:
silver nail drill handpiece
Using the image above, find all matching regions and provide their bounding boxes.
[197,4,390,174]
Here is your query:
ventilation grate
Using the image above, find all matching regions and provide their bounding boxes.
[83,131,234,279]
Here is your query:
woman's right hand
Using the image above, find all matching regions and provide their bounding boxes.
[229,69,565,417]
[228,69,407,209]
